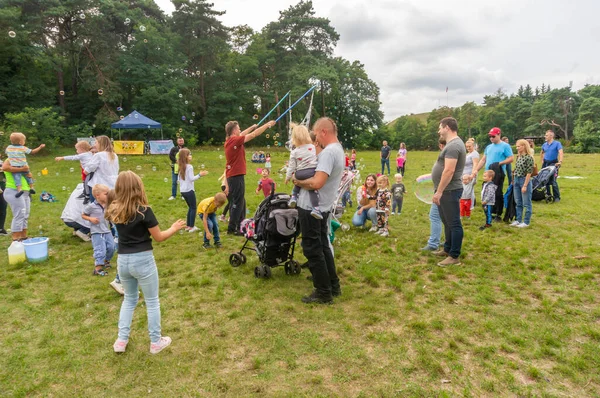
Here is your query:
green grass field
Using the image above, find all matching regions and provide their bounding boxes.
[1,148,599,397]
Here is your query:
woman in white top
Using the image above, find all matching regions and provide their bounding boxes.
[463,139,480,208]
[178,148,208,232]
[85,135,119,192]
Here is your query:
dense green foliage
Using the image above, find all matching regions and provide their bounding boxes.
[0,0,383,148]
[388,84,600,152]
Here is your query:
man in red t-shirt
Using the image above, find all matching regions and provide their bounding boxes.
[255,168,275,198]
[223,120,276,235]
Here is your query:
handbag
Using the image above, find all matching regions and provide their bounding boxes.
[531,163,539,177]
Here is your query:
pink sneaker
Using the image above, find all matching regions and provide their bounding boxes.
[150,336,172,354]
[113,338,128,353]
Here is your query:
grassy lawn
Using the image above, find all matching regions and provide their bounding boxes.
[1,148,599,397]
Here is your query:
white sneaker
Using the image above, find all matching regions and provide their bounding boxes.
[380,230,389,237]
[113,338,128,353]
[188,226,199,233]
[391,212,395,215]
[168,196,175,201]
[517,223,529,228]
[510,221,520,227]
[75,230,91,241]
[110,279,125,295]
[150,336,172,354]
[368,226,378,232]
[181,196,185,200]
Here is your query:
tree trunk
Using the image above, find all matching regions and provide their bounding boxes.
[320,81,326,116]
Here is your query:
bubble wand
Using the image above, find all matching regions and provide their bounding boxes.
[257,91,290,126]
[275,85,318,123]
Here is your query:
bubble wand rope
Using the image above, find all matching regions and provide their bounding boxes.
[257,91,290,126]
[275,85,318,123]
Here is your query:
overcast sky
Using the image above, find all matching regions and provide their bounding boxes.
[156,0,599,121]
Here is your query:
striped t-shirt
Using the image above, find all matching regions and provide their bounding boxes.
[6,145,32,167]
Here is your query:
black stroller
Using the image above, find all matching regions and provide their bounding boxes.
[229,187,301,278]
[531,165,559,203]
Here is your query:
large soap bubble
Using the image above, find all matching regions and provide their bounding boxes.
[414,174,435,204]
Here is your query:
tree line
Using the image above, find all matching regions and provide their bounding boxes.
[0,0,383,149]
[385,84,600,153]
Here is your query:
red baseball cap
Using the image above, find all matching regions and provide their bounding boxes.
[488,127,501,137]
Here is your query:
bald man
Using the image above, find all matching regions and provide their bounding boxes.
[293,117,344,304]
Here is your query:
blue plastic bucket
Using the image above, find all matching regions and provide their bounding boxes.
[22,237,49,263]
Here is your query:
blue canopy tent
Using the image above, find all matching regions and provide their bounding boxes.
[111,111,163,139]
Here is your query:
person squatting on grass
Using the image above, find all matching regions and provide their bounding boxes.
[178,148,209,233]
[286,124,322,219]
[106,171,186,355]
[293,117,344,304]
[82,184,115,276]
[431,117,466,267]
[374,174,391,237]
[351,174,378,229]
[5,132,45,198]
[223,120,276,235]
[197,192,227,249]
[510,139,535,228]
[390,173,405,215]
[422,137,446,252]
[55,140,95,204]
[479,170,497,231]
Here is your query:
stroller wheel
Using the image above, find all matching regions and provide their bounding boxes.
[254,265,271,279]
[285,260,301,275]
[239,253,247,264]
[546,196,554,203]
[229,253,243,267]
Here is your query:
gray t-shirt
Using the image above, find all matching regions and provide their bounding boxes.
[297,142,345,212]
[431,137,466,192]
[83,202,111,235]
[381,145,391,159]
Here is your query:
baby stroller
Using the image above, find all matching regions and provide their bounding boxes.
[531,165,558,203]
[229,185,301,278]
[332,169,360,222]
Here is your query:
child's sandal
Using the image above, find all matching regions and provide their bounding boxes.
[104,262,112,269]
[93,269,109,276]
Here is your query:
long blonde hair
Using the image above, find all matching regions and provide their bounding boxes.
[95,135,116,161]
[105,171,150,224]
[516,139,534,157]
[178,148,191,180]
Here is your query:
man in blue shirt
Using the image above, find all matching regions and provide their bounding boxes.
[540,130,563,202]
[471,127,514,221]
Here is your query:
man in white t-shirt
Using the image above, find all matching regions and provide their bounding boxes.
[293,117,344,304]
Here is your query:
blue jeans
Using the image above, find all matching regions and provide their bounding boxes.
[426,204,442,249]
[91,232,115,266]
[117,251,162,343]
[12,172,34,189]
[436,189,463,258]
[181,190,197,227]
[171,170,178,198]
[483,205,493,225]
[199,213,220,244]
[381,158,390,175]
[513,176,532,225]
[392,198,403,214]
[351,207,377,227]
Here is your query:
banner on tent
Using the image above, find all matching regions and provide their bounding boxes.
[148,140,174,155]
[77,137,96,147]
[113,141,144,155]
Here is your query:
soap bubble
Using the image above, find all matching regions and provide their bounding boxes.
[185,100,188,105]
[265,134,269,139]
[79,13,86,20]
[136,165,141,171]
[189,120,193,124]
[233,146,237,150]
[200,164,205,169]
[152,166,157,172]
[239,106,242,111]
[275,133,279,138]
[253,114,258,120]
[274,141,278,146]
[191,112,195,117]
[56,172,60,176]
[69,167,74,173]
[271,39,275,43]
[176,133,180,138]
[37,172,41,177]
[267,145,270,149]
[8,31,16,38]
[219,155,223,159]
[139,25,146,32]
[123,157,127,162]
[32,122,36,126]
[414,174,434,204]
[134,113,138,118]
[178,128,183,133]
[140,174,144,179]
[120,116,124,120]
[59,90,65,96]
[117,106,123,111]
[178,94,183,98]
[97,89,103,95]
[92,124,96,128]
[62,186,66,191]
[234,69,238,73]
[124,18,130,25]
[227,165,231,169]
[341,223,350,232]
[163,178,168,183]
[147,125,151,128]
